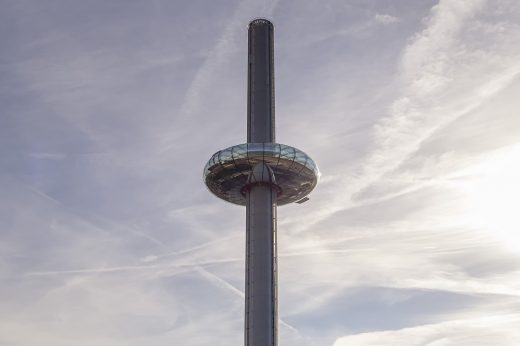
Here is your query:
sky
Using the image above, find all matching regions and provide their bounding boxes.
[1,0,520,345]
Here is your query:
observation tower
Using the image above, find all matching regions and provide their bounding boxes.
[203,19,319,346]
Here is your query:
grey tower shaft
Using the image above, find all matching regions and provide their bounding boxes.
[247,19,275,143]
[245,19,278,346]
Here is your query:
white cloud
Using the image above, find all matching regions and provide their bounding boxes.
[334,314,520,346]
[374,14,400,25]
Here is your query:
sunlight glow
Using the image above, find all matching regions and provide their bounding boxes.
[459,143,520,249]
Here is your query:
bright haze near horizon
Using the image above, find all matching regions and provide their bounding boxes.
[2,1,520,345]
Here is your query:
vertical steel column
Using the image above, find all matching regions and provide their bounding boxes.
[247,19,275,143]
[245,19,278,346]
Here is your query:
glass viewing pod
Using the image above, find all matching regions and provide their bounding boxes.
[204,143,319,206]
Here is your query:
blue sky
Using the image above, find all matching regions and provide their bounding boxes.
[1,0,520,345]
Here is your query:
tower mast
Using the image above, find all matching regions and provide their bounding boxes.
[245,19,278,346]
[203,19,319,346]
